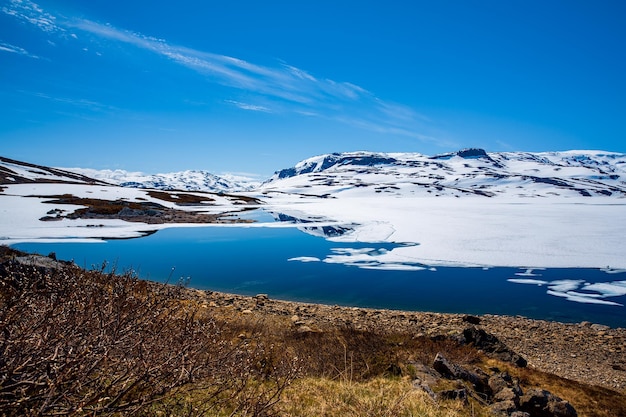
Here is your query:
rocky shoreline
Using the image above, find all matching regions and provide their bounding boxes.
[191,289,626,392]
[4,251,625,416]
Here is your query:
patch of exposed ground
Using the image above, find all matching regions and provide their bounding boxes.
[190,290,626,393]
[35,193,260,224]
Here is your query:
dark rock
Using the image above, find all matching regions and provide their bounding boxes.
[433,352,459,378]
[462,327,527,367]
[458,148,488,158]
[118,207,135,216]
[433,353,490,394]
[437,388,468,403]
[490,400,518,415]
[488,372,512,394]
[548,401,578,417]
[510,412,531,417]
[494,387,520,404]
[463,314,481,325]
[413,380,437,400]
[489,372,522,397]
[519,389,577,417]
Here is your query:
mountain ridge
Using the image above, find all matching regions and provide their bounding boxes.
[63,167,259,193]
[2,149,626,198]
[262,148,626,199]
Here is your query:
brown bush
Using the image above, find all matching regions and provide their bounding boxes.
[0,252,298,416]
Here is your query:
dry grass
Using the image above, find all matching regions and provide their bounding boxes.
[277,377,489,417]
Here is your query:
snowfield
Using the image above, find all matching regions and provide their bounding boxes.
[2,149,626,271]
[0,183,261,244]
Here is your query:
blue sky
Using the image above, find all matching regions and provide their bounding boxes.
[1,0,624,177]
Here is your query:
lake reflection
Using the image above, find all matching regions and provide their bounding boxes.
[13,225,626,328]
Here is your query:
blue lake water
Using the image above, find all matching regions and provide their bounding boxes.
[13,225,626,328]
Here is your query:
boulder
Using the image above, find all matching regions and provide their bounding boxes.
[489,372,523,399]
[462,327,527,367]
[488,372,512,394]
[462,315,481,325]
[494,387,520,403]
[519,389,577,417]
[490,400,518,415]
[433,353,490,395]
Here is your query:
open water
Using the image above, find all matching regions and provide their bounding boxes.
[13,224,626,328]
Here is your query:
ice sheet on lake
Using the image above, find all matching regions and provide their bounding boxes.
[508,277,626,306]
[263,194,626,270]
[320,246,427,271]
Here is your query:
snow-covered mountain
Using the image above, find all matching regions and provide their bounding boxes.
[261,149,626,199]
[0,156,108,186]
[0,157,257,193]
[4,149,626,197]
[64,168,259,193]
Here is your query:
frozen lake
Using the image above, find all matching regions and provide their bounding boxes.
[13,223,626,328]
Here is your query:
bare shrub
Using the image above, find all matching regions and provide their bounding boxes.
[0,252,298,416]
[284,324,479,383]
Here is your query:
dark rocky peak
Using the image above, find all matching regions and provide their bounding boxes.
[430,148,490,160]
[457,148,488,158]
[274,152,398,179]
[431,148,502,167]
[336,154,398,167]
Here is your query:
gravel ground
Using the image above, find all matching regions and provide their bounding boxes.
[195,289,626,392]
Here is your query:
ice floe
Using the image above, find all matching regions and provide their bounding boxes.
[508,277,626,306]
[288,256,321,263]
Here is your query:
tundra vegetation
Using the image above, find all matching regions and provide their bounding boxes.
[1,246,625,417]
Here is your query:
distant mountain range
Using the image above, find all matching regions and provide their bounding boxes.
[63,167,259,193]
[260,148,626,199]
[2,149,626,198]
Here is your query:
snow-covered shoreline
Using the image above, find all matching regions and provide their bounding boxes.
[2,149,626,270]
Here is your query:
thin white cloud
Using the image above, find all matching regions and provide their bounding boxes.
[2,0,63,33]
[3,0,445,146]
[225,100,272,113]
[19,90,120,113]
[0,41,39,58]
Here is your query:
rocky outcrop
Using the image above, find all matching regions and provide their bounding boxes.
[460,327,528,367]
[433,353,491,395]
[432,353,576,417]
[518,389,577,417]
